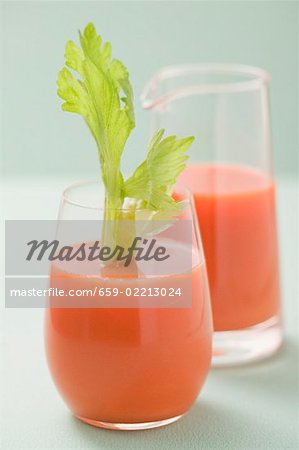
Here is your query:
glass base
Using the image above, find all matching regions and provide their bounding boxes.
[212,315,282,367]
[76,413,184,430]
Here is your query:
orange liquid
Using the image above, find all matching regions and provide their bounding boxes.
[180,164,280,331]
[45,246,212,423]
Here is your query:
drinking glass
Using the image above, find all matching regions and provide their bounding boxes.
[142,64,282,366]
[44,181,212,430]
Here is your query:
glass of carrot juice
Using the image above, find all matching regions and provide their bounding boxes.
[44,181,213,430]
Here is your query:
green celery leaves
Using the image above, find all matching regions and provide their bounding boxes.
[57,23,135,215]
[57,23,195,246]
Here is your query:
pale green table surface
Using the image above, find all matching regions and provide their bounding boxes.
[1,176,298,450]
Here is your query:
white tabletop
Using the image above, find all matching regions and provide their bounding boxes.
[1,176,298,449]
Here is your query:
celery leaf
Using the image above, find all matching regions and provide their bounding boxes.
[124,129,194,211]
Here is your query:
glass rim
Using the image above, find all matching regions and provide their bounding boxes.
[141,63,270,109]
[62,179,194,212]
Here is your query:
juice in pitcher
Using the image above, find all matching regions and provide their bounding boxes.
[142,64,283,365]
[180,164,280,331]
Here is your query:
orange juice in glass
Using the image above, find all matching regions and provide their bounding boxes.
[46,23,212,429]
[45,182,212,429]
[142,64,282,365]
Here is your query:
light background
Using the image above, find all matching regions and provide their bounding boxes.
[0,1,298,178]
[0,3,298,449]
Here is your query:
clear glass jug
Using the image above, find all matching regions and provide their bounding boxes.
[142,64,282,366]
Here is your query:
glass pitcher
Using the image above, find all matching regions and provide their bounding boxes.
[142,64,282,366]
